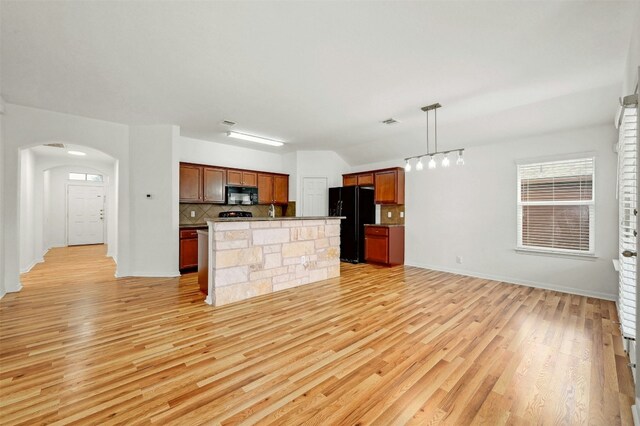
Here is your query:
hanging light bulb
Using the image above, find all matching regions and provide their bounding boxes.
[442,153,450,168]
[405,159,412,172]
[428,155,436,169]
[456,150,464,166]
[416,157,424,171]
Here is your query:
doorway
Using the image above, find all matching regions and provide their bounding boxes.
[67,185,105,245]
[302,177,328,217]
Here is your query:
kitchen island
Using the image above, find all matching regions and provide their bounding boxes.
[204,217,344,306]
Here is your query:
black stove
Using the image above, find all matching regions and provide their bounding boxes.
[219,211,253,218]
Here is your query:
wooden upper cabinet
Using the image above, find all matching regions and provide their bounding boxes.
[203,167,226,203]
[227,170,257,187]
[357,173,374,186]
[343,173,374,187]
[180,164,203,202]
[374,169,405,204]
[258,173,288,205]
[273,175,288,204]
[258,174,274,204]
[343,175,357,186]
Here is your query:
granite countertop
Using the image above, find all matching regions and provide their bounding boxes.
[364,223,405,227]
[205,216,345,222]
[179,224,208,229]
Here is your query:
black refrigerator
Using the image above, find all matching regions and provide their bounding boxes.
[328,186,375,263]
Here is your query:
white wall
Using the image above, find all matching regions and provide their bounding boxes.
[404,124,619,300]
[179,136,285,173]
[0,101,4,298]
[3,104,131,289]
[128,125,180,276]
[18,149,35,272]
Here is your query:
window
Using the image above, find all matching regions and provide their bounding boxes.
[618,104,637,340]
[517,157,595,255]
[68,173,103,182]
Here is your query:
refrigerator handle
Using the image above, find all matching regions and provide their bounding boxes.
[337,200,342,216]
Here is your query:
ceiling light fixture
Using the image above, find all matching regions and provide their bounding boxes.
[227,131,284,147]
[68,150,86,156]
[403,103,465,172]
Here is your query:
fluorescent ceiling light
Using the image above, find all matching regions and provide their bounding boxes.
[227,131,284,147]
[68,150,86,156]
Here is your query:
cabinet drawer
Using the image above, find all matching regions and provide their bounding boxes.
[365,226,389,236]
[180,229,199,239]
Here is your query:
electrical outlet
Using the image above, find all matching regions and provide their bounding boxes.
[190,211,196,218]
[456,256,463,264]
[387,212,392,218]
[300,256,306,265]
[400,212,404,218]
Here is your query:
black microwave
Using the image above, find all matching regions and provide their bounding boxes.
[226,186,258,205]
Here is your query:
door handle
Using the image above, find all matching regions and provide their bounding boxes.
[622,250,637,258]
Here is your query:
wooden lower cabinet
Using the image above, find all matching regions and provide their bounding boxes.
[364,225,404,266]
[179,228,202,270]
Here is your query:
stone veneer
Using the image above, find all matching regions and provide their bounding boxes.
[206,218,341,306]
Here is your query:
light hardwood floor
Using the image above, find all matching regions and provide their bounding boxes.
[0,245,634,425]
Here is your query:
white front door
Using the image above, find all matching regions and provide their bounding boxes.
[68,185,105,245]
[302,177,328,217]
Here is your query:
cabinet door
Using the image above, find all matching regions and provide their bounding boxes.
[365,236,389,264]
[180,238,198,269]
[180,164,203,202]
[227,169,243,186]
[273,175,288,204]
[242,171,258,187]
[258,174,274,204]
[203,167,226,203]
[343,175,357,186]
[374,170,398,204]
[357,173,374,186]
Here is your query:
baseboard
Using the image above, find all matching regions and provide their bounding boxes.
[115,270,181,278]
[19,257,44,274]
[404,260,617,301]
[6,282,23,293]
[633,403,639,426]
[0,290,5,300]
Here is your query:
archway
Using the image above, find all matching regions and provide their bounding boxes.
[13,141,121,290]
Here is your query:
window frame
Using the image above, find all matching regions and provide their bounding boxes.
[516,155,596,257]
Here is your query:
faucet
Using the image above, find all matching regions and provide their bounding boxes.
[268,203,275,218]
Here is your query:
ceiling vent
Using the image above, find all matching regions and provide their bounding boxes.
[220,120,236,127]
[381,118,399,125]
[43,143,65,148]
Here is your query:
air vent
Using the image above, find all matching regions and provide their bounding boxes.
[220,120,236,127]
[381,118,399,125]
[43,143,65,148]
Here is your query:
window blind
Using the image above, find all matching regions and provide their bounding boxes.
[618,105,637,339]
[517,158,595,255]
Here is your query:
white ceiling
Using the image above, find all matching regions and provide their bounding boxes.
[2,1,638,165]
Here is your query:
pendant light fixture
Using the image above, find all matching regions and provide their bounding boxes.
[404,103,465,172]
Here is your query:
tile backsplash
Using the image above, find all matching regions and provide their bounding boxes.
[180,203,284,225]
[380,204,405,225]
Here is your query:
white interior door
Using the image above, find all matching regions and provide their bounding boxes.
[302,177,328,217]
[68,185,105,245]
